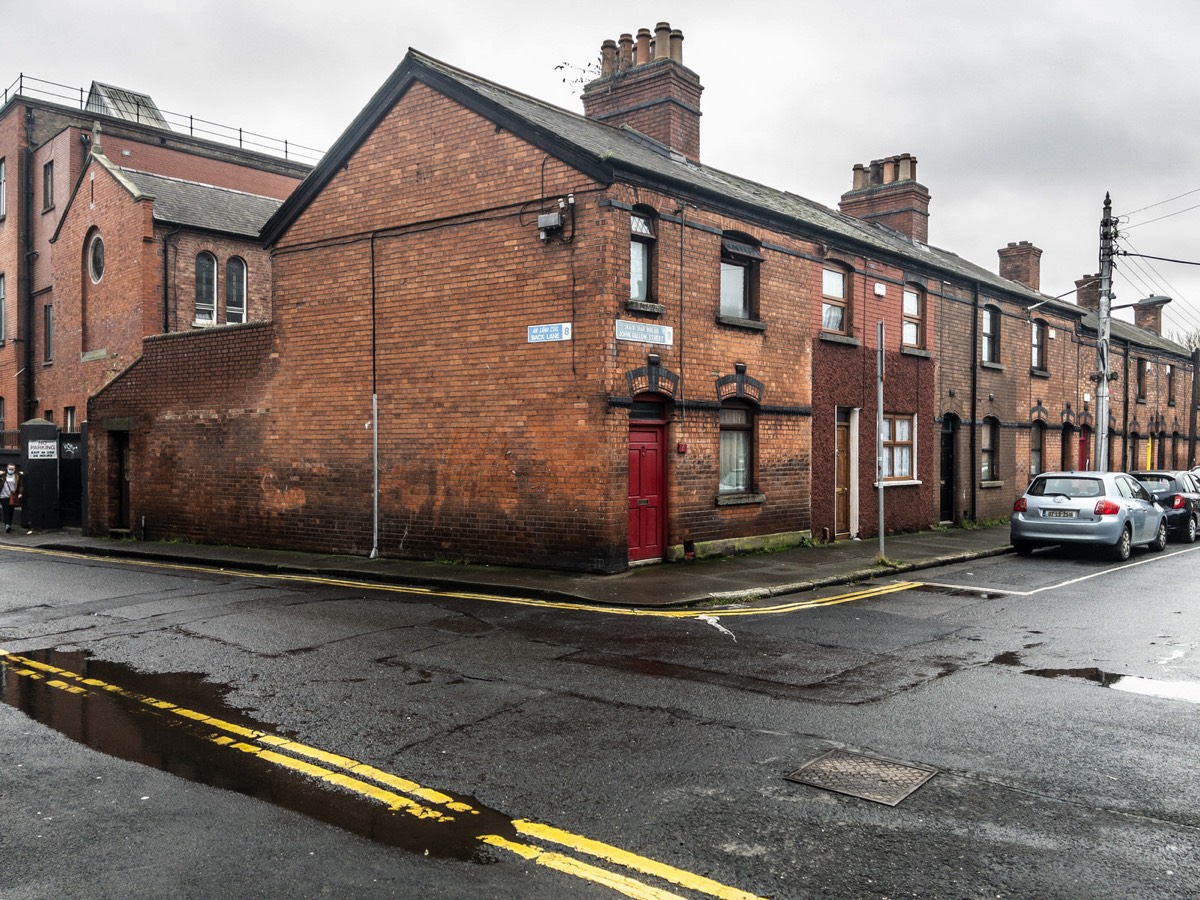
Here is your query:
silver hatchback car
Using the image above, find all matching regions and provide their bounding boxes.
[1011,471,1168,561]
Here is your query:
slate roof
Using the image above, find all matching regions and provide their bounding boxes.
[261,49,1189,358]
[119,169,283,238]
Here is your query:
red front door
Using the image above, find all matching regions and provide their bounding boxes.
[628,424,665,561]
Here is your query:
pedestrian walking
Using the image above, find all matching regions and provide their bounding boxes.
[1,463,24,533]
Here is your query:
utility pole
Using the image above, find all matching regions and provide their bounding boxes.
[877,321,885,559]
[1095,194,1117,472]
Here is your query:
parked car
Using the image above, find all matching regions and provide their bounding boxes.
[1011,471,1168,560]
[1132,471,1200,543]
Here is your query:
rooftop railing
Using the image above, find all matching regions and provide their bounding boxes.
[3,74,323,165]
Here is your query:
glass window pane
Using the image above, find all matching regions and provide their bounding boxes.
[721,261,747,317]
[903,321,918,345]
[823,268,844,298]
[631,215,653,237]
[630,241,649,301]
[895,417,911,441]
[719,430,749,492]
[822,302,844,332]
[903,289,918,316]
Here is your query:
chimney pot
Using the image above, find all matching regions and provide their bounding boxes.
[618,33,634,71]
[669,29,684,63]
[600,39,618,77]
[636,28,652,65]
[654,22,671,59]
[852,163,868,191]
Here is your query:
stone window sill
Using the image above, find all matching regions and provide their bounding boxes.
[716,315,767,333]
[716,492,766,507]
[626,300,666,317]
[819,331,860,347]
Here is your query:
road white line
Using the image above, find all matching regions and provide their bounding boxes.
[908,544,1200,597]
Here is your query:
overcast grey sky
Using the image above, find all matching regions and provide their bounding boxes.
[12,0,1200,339]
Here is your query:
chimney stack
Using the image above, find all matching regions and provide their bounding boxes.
[582,22,703,161]
[1075,274,1100,312]
[997,241,1043,291]
[838,153,931,243]
[1134,304,1164,335]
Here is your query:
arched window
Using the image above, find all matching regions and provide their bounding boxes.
[195,252,217,325]
[981,416,1000,481]
[226,257,247,324]
[629,207,656,304]
[719,399,754,493]
[902,285,925,348]
[1030,421,1045,480]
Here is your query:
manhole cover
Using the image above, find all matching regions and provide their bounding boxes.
[785,749,936,806]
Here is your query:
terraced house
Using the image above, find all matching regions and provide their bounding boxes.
[81,25,1196,569]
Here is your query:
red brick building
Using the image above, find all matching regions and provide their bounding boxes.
[0,78,308,435]
[85,26,1198,569]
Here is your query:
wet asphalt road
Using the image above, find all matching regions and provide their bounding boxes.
[1,542,1198,898]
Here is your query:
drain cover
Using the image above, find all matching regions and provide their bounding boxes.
[785,749,936,806]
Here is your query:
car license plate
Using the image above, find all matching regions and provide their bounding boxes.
[1044,510,1076,518]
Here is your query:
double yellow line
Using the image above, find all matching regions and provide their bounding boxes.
[0,544,917,619]
[1,649,765,899]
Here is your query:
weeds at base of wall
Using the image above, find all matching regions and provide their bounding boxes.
[961,514,1010,530]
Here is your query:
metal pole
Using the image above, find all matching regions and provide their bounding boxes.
[877,321,885,559]
[1096,194,1115,472]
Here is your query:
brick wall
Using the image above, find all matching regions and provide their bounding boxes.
[88,82,819,570]
[87,323,279,539]
[38,158,276,422]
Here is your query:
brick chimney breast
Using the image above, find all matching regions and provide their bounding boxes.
[838,153,931,243]
[998,240,1043,291]
[1075,274,1100,312]
[581,22,703,161]
[1134,304,1164,335]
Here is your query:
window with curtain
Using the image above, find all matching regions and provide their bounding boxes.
[719,401,754,492]
[822,266,849,333]
[882,414,915,479]
[902,287,924,348]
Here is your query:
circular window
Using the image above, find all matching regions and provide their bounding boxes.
[88,233,105,283]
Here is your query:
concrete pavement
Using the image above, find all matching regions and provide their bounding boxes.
[7,523,1014,607]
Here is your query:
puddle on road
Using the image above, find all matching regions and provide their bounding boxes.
[995,654,1200,704]
[0,648,517,861]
